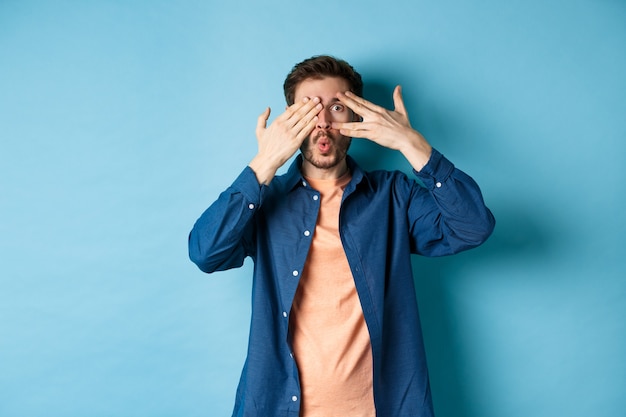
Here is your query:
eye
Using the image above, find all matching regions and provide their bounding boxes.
[330,104,344,112]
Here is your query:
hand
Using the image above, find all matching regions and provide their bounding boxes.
[333,86,433,171]
[249,97,322,184]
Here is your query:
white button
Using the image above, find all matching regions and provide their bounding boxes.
[313,195,319,201]
[291,396,298,402]
[302,180,307,187]
[303,230,310,237]
[292,270,299,276]
[282,311,288,318]
[435,182,442,188]
[248,203,255,209]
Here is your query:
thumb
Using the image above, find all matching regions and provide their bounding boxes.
[393,85,408,116]
[256,107,271,136]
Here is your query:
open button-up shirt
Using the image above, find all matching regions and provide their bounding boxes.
[189,149,495,417]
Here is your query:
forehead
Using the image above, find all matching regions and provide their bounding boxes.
[294,76,350,102]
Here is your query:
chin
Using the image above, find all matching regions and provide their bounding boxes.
[303,152,346,170]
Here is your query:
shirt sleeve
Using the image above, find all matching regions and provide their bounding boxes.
[408,148,495,256]
[188,166,264,273]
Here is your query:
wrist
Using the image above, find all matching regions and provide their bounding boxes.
[399,130,432,172]
[249,154,280,185]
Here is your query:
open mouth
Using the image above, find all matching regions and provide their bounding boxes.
[318,137,331,153]
[315,133,332,154]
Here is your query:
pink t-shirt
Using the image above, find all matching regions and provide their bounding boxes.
[289,173,376,417]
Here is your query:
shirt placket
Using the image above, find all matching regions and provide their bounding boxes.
[280,182,321,410]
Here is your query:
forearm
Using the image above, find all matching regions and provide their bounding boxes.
[411,149,495,254]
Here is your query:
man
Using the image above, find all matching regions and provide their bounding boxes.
[189,55,495,417]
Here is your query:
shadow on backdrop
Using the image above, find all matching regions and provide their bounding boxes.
[411,203,556,417]
[348,79,410,172]
[350,78,557,417]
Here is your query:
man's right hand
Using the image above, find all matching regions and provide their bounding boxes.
[249,97,322,185]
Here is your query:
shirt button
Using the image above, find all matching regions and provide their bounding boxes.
[313,195,319,201]
[303,230,310,237]
[302,180,307,187]
[291,395,298,402]
[248,203,255,209]
[435,182,442,188]
[292,270,299,277]
[282,311,288,318]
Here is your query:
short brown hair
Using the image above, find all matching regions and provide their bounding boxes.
[283,55,363,106]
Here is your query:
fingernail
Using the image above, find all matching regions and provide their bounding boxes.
[313,97,320,103]
[303,97,310,103]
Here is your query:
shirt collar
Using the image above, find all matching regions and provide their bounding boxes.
[282,154,374,194]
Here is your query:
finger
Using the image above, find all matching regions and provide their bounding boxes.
[256,107,271,135]
[293,107,320,137]
[332,121,373,138]
[295,115,318,142]
[284,96,316,117]
[393,85,408,117]
[291,98,322,130]
[289,97,321,125]
[276,97,310,125]
[338,91,382,117]
[332,121,363,131]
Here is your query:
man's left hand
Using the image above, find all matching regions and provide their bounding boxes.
[333,86,433,171]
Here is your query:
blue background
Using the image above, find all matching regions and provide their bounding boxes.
[1,1,625,416]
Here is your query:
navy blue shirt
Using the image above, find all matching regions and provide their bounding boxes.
[189,149,495,417]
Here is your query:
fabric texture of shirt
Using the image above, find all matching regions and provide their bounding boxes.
[188,148,495,417]
[290,173,375,417]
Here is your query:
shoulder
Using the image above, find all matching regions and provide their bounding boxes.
[352,168,425,204]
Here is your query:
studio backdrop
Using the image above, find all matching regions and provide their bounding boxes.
[1,1,624,417]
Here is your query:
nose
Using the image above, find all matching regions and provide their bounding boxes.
[316,108,331,130]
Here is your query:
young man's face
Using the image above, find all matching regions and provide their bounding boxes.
[293,77,355,173]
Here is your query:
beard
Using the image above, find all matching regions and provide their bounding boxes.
[300,130,352,170]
